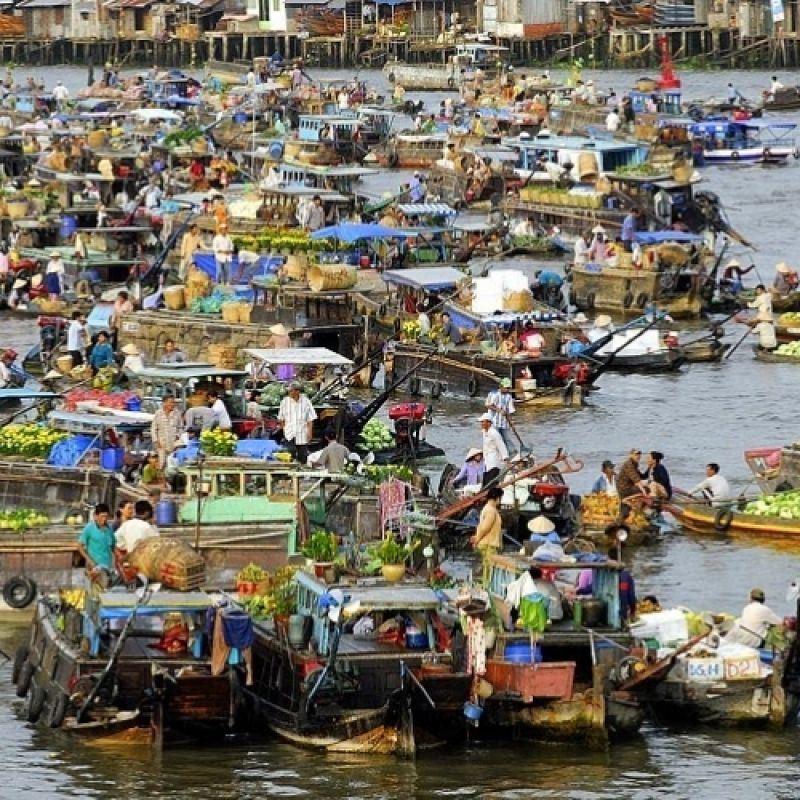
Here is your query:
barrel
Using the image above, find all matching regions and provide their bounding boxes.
[269,141,284,160]
[59,215,77,240]
[284,253,308,281]
[164,285,185,310]
[87,130,107,148]
[126,396,142,412]
[101,446,124,471]
[308,263,358,293]
[577,152,599,182]
[207,343,237,369]
[155,499,178,527]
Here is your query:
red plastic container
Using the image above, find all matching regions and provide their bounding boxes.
[388,402,426,420]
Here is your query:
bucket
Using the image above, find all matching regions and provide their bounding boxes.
[59,215,77,239]
[405,625,429,649]
[288,614,313,649]
[221,301,240,323]
[164,286,186,310]
[463,702,483,721]
[308,263,358,292]
[155,499,178,526]
[284,253,308,281]
[577,152,599,182]
[126,396,142,412]
[6,199,28,219]
[56,354,74,374]
[269,141,284,160]
[237,303,252,323]
[207,343,237,369]
[101,446,125,471]
[504,642,543,663]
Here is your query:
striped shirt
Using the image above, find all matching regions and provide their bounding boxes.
[151,408,183,450]
[278,394,317,445]
[485,390,515,430]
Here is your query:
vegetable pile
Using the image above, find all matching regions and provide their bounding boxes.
[0,509,50,531]
[742,490,800,518]
[359,419,395,452]
[360,464,413,484]
[778,313,800,325]
[0,424,67,459]
[239,566,298,619]
[64,389,139,412]
[775,343,800,358]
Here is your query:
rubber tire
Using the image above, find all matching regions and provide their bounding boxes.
[387,72,396,84]
[16,661,34,698]
[636,293,650,309]
[431,382,442,399]
[468,377,480,397]
[24,686,45,723]
[409,377,421,396]
[731,151,739,161]
[586,292,596,310]
[3,576,37,609]
[387,153,399,168]
[45,692,67,729]
[447,77,456,89]
[713,507,734,532]
[623,291,634,308]
[393,317,401,333]
[12,645,29,684]
[763,147,771,160]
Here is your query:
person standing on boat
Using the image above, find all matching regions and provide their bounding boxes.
[278,381,317,463]
[207,390,232,431]
[486,379,517,457]
[315,430,350,473]
[751,317,777,351]
[479,413,509,486]
[212,223,234,285]
[151,394,183,469]
[110,289,134,351]
[768,76,784,100]
[88,330,115,374]
[591,460,618,496]
[748,284,773,322]
[727,82,744,105]
[180,223,202,280]
[66,310,88,368]
[45,251,65,299]
[469,486,503,584]
[617,448,646,499]
[78,503,116,588]
[606,107,621,133]
[621,208,640,253]
[723,588,783,648]
[688,463,732,505]
[52,80,69,111]
[115,499,159,557]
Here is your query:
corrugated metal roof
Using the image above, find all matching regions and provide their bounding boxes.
[18,0,69,8]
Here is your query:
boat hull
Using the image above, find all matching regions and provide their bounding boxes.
[701,146,794,164]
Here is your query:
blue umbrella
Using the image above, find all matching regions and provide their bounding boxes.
[310,222,405,242]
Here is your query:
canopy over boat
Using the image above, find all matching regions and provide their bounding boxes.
[633,231,704,244]
[244,347,353,366]
[383,266,467,291]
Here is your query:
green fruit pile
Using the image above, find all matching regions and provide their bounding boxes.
[775,343,800,358]
[359,419,395,452]
[0,509,50,531]
[742,489,800,519]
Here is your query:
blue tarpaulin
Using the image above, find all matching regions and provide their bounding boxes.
[310,222,416,242]
[633,231,704,245]
[173,438,282,465]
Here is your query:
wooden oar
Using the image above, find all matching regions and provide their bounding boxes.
[724,324,754,360]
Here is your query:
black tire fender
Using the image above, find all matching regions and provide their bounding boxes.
[16,660,34,698]
[24,686,45,723]
[586,292,596,310]
[763,147,771,159]
[387,152,399,168]
[468,377,480,397]
[431,381,442,399]
[447,77,456,89]
[45,692,68,728]
[636,292,650,309]
[12,645,29,684]
[623,291,634,308]
[731,150,740,161]
[393,317,401,333]
[713,507,734,532]
[387,72,396,84]
[409,377,421,395]
[3,575,37,609]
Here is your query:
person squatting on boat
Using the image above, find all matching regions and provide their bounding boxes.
[723,588,783,647]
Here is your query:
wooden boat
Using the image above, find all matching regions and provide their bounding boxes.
[13,587,240,746]
[377,132,449,169]
[753,346,800,364]
[682,338,727,363]
[484,553,645,745]
[584,327,686,373]
[668,498,800,538]
[240,571,472,756]
[760,86,800,112]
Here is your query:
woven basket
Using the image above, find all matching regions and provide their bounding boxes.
[208,343,237,369]
[221,302,240,323]
[164,286,185,310]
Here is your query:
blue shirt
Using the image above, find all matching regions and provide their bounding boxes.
[537,270,563,287]
[89,341,115,369]
[79,521,115,569]
[621,213,637,242]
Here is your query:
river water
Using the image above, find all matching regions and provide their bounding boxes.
[2,66,800,798]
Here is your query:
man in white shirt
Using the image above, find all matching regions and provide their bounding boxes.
[212,223,234,284]
[278,381,317,463]
[66,311,88,367]
[302,195,325,232]
[52,80,69,110]
[606,109,620,133]
[748,284,773,321]
[689,463,732,505]
[0,348,16,388]
[115,500,159,554]
[724,588,783,647]
[207,390,232,431]
[479,413,509,487]
[752,319,777,351]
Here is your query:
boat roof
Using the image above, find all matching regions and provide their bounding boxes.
[244,347,352,366]
[297,570,444,609]
[95,590,213,618]
[396,202,458,216]
[49,408,153,430]
[634,231,704,244]
[503,133,642,152]
[384,266,466,291]
[0,389,59,400]
[279,161,378,177]
[135,366,249,380]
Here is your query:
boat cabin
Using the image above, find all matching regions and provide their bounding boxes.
[629,88,683,115]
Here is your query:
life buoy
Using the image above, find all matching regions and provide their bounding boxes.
[3,575,36,609]
[468,377,480,397]
[409,377,421,395]
[12,645,28,684]
[44,692,67,728]
[586,292,596,310]
[636,292,650,309]
[24,686,46,723]
[431,381,442,399]
[15,661,34,698]
[447,77,456,89]
[623,291,634,308]
[713,507,734,532]
[730,150,740,161]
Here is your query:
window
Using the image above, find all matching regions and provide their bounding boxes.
[259,0,269,21]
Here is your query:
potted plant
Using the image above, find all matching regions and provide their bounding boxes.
[302,530,338,579]
[372,536,418,583]
[270,566,298,634]
[236,562,266,596]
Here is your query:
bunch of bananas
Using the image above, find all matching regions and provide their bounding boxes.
[60,588,86,611]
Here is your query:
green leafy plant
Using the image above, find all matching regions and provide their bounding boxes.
[372,536,419,566]
[302,530,338,563]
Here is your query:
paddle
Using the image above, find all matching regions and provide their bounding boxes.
[724,324,753,360]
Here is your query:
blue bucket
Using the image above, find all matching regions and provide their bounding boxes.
[463,702,483,721]
[60,215,77,239]
[100,447,124,471]
[155,499,177,526]
[233,112,247,124]
[504,642,543,664]
[269,141,284,160]
[126,396,142,412]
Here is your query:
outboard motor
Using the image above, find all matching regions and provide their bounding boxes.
[388,402,430,450]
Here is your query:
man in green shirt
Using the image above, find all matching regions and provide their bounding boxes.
[78,503,116,587]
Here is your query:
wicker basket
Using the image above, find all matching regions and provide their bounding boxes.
[164,286,186,310]
[87,130,107,148]
[284,253,308,281]
[308,263,357,292]
[6,199,28,219]
[221,301,240,323]
[237,304,252,323]
[127,537,206,591]
[207,343,237,369]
